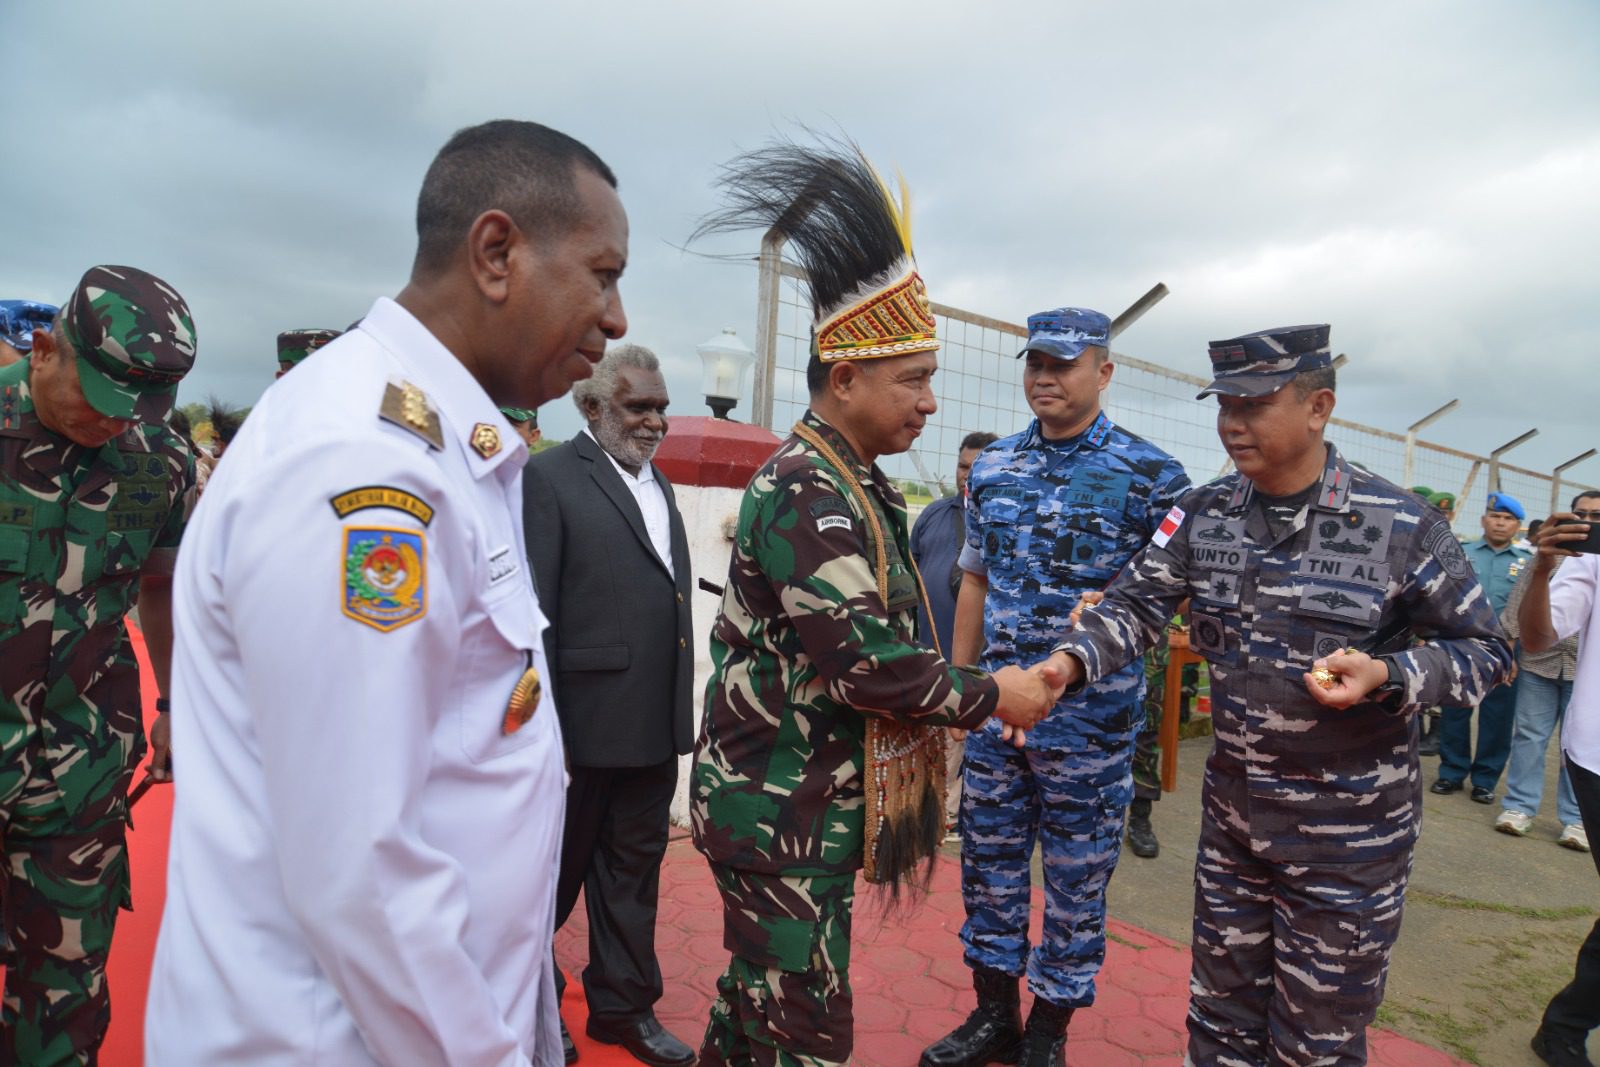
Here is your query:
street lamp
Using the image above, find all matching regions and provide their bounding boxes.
[698,328,755,420]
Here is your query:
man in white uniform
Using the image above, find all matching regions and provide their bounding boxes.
[147,119,629,1066]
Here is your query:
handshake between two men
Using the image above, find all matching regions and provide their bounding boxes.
[982,586,1403,750]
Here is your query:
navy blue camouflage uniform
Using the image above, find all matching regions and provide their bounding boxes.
[1056,441,1512,1066]
[958,410,1189,1008]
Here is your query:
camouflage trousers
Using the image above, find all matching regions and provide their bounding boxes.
[1,720,138,1067]
[1134,645,1200,803]
[698,864,855,1067]
[1185,811,1413,1067]
[959,709,1136,1007]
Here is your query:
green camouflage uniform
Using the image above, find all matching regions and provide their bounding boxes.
[0,266,194,1065]
[691,412,999,1067]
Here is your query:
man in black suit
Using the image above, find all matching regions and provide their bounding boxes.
[523,343,695,1067]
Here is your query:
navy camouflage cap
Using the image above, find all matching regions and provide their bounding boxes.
[60,265,195,421]
[1,300,58,353]
[277,328,341,369]
[1016,306,1111,362]
[1197,323,1331,399]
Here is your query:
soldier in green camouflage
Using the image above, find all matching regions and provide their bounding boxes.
[689,140,1057,1067]
[274,327,340,378]
[0,265,196,1065]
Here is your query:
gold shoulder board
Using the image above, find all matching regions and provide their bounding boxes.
[379,379,445,451]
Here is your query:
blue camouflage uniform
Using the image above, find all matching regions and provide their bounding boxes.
[1053,325,1513,1066]
[957,308,1190,1010]
[1436,492,1533,794]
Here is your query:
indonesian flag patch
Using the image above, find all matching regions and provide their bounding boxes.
[1152,505,1185,548]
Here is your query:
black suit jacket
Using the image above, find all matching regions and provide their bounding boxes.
[522,432,694,767]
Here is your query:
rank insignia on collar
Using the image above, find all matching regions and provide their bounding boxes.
[470,422,501,459]
[504,663,542,734]
[379,380,444,450]
[342,526,427,632]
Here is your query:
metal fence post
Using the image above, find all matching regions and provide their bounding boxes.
[751,227,786,431]
[1488,429,1539,495]
[1401,400,1460,489]
[1108,283,1168,340]
[1551,450,1599,515]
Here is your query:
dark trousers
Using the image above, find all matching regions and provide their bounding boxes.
[555,759,677,1023]
[1437,680,1518,790]
[1542,755,1600,1043]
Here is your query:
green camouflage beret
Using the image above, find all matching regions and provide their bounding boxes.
[61,265,196,422]
[499,407,537,426]
[277,328,342,368]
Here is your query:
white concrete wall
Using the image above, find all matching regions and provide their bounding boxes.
[669,483,747,827]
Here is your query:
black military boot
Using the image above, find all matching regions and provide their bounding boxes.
[1127,797,1159,859]
[919,967,1023,1067]
[1017,996,1073,1067]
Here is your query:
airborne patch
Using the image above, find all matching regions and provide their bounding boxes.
[817,515,853,532]
[330,485,436,526]
[342,526,427,632]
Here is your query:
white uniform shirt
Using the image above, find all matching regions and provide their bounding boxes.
[581,426,673,578]
[1552,551,1600,773]
[148,297,566,1066]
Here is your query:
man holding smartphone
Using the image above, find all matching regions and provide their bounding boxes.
[1517,500,1600,1066]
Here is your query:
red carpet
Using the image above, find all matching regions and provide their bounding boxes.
[79,626,1463,1065]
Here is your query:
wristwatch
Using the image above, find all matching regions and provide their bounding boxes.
[1372,657,1406,704]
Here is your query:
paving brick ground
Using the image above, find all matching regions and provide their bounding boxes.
[83,629,1469,1064]
[557,836,1469,1067]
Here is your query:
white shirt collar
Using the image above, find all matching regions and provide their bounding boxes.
[358,297,527,479]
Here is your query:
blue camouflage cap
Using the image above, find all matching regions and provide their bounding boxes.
[1197,324,1332,399]
[1,300,58,353]
[1016,306,1110,362]
[1485,492,1525,520]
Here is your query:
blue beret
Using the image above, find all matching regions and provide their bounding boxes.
[1485,492,1525,521]
[0,300,59,352]
[1017,306,1111,362]
[1197,324,1332,399]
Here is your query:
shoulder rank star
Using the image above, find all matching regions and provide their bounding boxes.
[470,422,501,459]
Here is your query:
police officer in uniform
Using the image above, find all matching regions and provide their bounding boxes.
[1,266,196,1065]
[1038,324,1512,1066]
[146,119,627,1067]
[921,307,1189,1067]
[1433,491,1532,803]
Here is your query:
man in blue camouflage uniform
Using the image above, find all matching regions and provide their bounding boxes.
[1038,324,1512,1067]
[0,300,57,367]
[920,308,1190,1067]
[1433,491,1532,804]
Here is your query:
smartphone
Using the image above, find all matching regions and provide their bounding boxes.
[1577,520,1600,555]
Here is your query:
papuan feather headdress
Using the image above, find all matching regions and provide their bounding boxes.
[692,137,938,364]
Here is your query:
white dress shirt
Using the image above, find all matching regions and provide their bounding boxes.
[582,426,673,578]
[1552,551,1600,773]
[148,297,566,1066]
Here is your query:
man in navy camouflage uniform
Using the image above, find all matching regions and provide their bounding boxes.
[921,307,1189,1067]
[1038,324,1512,1067]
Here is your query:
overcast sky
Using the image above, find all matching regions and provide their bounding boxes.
[6,1,1596,483]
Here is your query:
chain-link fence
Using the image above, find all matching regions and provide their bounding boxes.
[756,260,1593,530]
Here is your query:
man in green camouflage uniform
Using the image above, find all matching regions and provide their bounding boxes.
[274,327,339,378]
[688,141,1056,1067]
[0,265,196,1065]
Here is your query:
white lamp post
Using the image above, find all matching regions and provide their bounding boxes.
[697,328,755,420]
